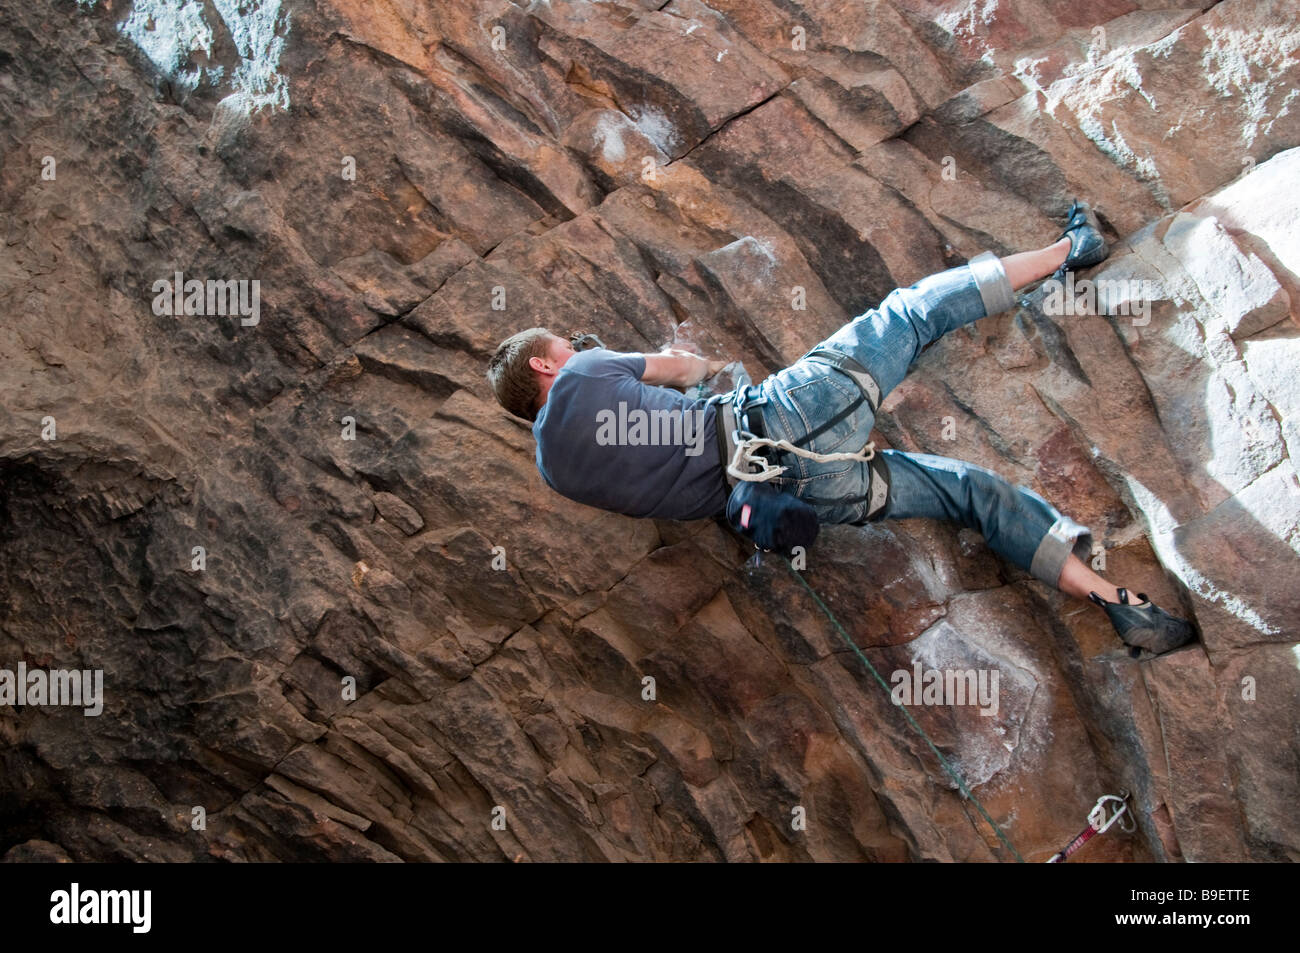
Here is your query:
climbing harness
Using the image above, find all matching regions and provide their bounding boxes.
[705,365,821,554]
[802,346,882,413]
[1046,792,1135,862]
[707,348,890,523]
[723,347,882,485]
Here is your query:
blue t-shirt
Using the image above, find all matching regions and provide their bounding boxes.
[533,349,728,520]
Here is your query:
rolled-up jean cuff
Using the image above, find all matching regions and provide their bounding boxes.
[1028,516,1093,587]
[968,251,1016,316]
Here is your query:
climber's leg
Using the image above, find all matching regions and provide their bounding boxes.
[872,449,1092,590]
[1000,238,1071,289]
[1057,554,1124,603]
[802,240,1069,402]
[873,464,1151,605]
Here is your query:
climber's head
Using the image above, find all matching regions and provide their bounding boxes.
[487,327,574,422]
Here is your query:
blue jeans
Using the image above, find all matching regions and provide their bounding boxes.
[743,253,1092,589]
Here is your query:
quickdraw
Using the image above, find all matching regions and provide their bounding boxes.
[1046,791,1135,862]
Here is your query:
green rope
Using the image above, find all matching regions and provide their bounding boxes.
[777,553,1026,863]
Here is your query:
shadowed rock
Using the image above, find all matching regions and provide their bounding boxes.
[1,0,1296,863]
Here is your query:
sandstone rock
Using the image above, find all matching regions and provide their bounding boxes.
[1,0,1296,864]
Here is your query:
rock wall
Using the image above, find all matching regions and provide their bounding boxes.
[0,0,1296,861]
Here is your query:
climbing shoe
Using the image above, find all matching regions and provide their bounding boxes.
[1051,198,1109,282]
[1089,588,1197,659]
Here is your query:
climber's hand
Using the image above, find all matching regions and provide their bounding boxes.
[642,349,726,387]
[663,348,727,378]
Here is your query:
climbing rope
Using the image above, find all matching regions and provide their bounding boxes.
[773,552,1026,863]
[728,433,877,483]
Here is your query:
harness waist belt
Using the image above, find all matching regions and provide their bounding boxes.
[711,393,741,491]
[711,386,770,491]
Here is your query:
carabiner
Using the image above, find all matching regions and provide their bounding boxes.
[1088,792,1132,835]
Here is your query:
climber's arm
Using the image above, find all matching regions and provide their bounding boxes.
[641,349,726,388]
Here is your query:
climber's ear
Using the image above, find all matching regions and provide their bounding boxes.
[531,335,574,375]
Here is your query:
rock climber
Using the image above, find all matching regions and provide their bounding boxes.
[486,200,1197,658]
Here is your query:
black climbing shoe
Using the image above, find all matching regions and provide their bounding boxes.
[1051,198,1109,282]
[1089,588,1197,659]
